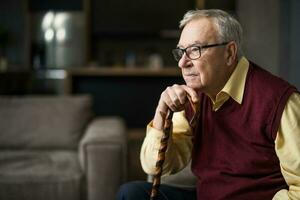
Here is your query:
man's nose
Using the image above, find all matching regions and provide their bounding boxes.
[178,53,191,69]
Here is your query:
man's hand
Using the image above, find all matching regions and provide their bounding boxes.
[153,84,199,130]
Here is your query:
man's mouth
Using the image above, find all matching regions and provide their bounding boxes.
[184,73,198,76]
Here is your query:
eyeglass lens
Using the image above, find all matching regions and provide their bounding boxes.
[172,46,201,61]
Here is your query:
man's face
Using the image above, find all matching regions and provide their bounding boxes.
[177,18,232,97]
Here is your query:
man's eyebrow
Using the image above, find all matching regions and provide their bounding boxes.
[177,41,205,48]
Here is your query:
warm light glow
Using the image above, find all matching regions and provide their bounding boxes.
[42,11,55,30]
[56,28,66,42]
[53,13,69,29]
[44,28,54,42]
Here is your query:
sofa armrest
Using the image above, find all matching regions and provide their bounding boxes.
[79,117,127,200]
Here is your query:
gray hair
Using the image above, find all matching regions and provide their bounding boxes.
[180,9,244,59]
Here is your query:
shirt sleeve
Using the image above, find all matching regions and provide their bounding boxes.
[273,92,300,200]
[140,111,193,176]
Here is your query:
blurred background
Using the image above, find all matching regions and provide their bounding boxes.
[0,0,299,181]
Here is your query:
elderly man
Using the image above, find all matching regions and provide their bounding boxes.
[117,9,300,200]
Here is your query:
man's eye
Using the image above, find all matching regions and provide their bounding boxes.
[190,47,199,52]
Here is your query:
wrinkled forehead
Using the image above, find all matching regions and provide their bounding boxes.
[178,18,220,48]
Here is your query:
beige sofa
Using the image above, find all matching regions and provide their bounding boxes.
[0,95,127,200]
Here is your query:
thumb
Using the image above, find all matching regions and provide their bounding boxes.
[182,85,199,103]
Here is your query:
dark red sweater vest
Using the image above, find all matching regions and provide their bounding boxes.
[186,62,298,200]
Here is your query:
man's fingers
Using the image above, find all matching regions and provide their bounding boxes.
[159,84,198,113]
[161,85,186,112]
[181,85,199,103]
[166,86,181,106]
[172,84,188,105]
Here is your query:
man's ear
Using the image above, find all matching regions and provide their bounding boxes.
[225,41,238,66]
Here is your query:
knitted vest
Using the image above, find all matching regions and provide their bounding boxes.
[187,62,298,200]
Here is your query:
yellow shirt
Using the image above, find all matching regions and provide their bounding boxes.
[140,57,300,200]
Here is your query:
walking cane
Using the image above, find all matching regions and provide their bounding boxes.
[150,96,200,200]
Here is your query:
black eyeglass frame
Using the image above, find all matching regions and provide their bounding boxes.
[172,42,229,61]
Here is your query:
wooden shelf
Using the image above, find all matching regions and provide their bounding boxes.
[66,66,181,77]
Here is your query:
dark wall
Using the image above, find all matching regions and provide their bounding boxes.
[0,0,26,68]
[71,75,184,128]
[28,0,82,11]
[286,0,300,89]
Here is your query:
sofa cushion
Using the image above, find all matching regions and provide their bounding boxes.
[0,150,82,200]
[161,162,197,189]
[0,95,93,149]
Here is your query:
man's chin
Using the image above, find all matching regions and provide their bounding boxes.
[186,82,202,90]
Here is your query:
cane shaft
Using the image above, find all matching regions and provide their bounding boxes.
[150,110,173,200]
[150,96,200,200]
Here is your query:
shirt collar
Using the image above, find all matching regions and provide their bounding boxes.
[209,57,249,111]
[220,56,249,104]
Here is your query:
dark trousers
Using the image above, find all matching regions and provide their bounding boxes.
[117,181,196,200]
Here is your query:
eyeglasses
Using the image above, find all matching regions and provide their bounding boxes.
[172,42,229,61]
